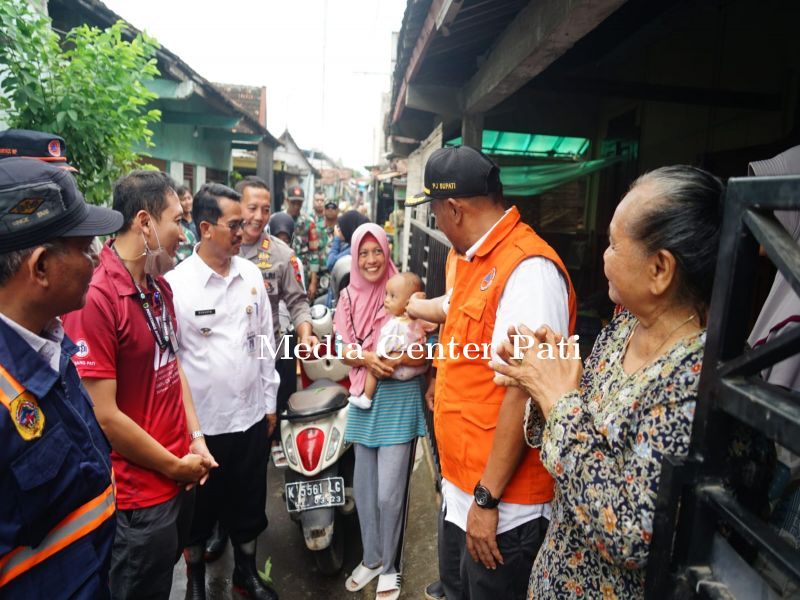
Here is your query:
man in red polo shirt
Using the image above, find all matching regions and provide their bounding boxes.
[63,170,216,599]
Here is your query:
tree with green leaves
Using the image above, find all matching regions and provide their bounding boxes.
[0,0,161,204]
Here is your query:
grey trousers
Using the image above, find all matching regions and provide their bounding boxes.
[353,442,414,575]
[110,489,195,600]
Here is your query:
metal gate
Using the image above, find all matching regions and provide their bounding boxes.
[646,176,800,598]
[408,218,451,482]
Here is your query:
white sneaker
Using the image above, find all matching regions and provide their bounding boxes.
[348,394,372,410]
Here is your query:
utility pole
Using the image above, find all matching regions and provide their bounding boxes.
[321,0,328,145]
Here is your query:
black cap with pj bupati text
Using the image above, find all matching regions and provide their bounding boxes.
[408,145,500,206]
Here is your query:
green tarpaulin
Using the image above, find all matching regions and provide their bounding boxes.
[499,156,623,197]
[445,130,622,196]
[447,131,590,158]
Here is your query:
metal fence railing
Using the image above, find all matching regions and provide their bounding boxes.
[407,219,451,483]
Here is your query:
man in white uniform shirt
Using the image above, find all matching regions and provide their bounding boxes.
[166,183,279,600]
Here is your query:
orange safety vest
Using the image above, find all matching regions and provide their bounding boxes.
[434,206,577,504]
[0,365,116,588]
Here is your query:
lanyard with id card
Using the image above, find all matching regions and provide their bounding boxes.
[246,303,256,355]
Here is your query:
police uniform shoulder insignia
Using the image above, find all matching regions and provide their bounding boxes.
[257,237,272,270]
[289,255,302,284]
[10,392,45,440]
[480,267,497,291]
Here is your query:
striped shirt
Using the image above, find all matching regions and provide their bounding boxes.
[344,376,426,447]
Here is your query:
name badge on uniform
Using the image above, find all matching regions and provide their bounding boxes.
[195,309,216,316]
[247,331,256,354]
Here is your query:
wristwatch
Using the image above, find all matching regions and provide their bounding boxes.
[473,482,500,509]
[190,430,204,441]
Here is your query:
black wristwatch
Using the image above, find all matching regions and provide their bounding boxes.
[473,482,500,509]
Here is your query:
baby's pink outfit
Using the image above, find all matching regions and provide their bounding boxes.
[376,315,435,380]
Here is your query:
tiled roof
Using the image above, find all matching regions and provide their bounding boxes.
[214,83,266,128]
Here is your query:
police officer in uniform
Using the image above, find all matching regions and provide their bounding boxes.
[0,153,123,598]
[236,176,316,351]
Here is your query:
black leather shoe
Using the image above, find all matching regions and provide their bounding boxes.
[424,580,445,600]
[185,551,206,600]
[204,524,228,562]
[232,545,278,600]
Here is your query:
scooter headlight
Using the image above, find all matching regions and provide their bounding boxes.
[325,427,341,461]
[284,435,298,466]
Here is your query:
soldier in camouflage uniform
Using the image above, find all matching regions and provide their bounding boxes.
[282,185,321,300]
[313,190,326,233]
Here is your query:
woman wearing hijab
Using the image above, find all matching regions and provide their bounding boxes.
[335,223,427,600]
[748,146,800,390]
[326,210,370,307]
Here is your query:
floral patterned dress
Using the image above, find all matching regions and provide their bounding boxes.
[526,310,705,599]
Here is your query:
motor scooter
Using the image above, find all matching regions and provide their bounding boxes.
[278,304,355,575]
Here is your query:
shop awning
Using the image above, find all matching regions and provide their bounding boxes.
[446,130,590,159]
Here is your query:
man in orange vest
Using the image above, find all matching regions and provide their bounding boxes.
[407,146,577,599]
[0,154,122,598]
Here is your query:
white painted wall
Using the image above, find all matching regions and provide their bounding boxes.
[168,161,184,186]
[194,165,206,192]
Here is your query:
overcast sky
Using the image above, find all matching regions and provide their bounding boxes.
[102,0,407,171]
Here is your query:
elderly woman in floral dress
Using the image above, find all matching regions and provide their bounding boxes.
[491,165,725,599]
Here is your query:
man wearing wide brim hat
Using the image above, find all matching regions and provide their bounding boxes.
[0,157,122,597]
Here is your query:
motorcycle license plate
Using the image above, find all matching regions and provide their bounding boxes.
[285,477,345,513]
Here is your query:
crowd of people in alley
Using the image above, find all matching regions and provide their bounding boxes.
[1,126,799,600]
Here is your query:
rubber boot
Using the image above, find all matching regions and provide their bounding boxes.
[204,522,228,562]
[184,545,206,600]
[232,541,278,600]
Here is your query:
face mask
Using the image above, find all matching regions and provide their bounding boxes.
[142,220,175,276]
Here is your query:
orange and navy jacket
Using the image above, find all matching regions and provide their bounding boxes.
[435,207,577,504]
[0,318,115,599]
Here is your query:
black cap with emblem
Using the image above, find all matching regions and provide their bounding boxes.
[408,145,501,207]
[0,128,77,171]
[287,185,305,201]
[0,158,123,253]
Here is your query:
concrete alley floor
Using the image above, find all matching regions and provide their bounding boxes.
[169,438,439,600]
